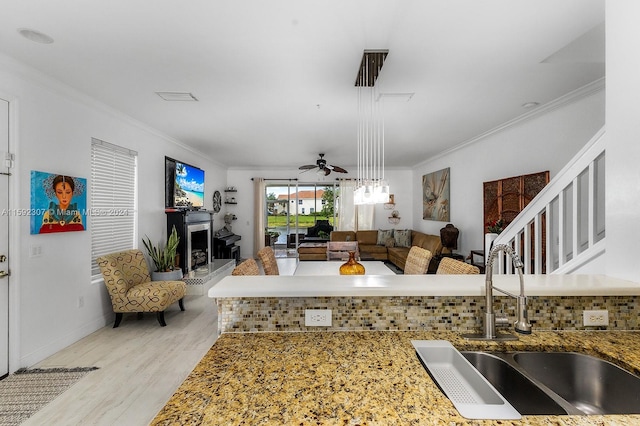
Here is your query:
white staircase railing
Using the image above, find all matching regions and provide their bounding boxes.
[490,127,606,275]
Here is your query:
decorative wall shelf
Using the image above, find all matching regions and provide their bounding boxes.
[224,187,237,205]
[384,203,396,210]
[388,217,400,225]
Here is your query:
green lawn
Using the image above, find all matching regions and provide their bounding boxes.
[267,215,333,228]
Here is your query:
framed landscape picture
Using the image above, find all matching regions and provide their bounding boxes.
[422,167,450,222]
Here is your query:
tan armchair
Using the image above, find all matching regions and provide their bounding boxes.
[232,258,260,275]
[96,249,186,328]
[403,246,433,275]
[257,246,279,275]
[436,257,480,274]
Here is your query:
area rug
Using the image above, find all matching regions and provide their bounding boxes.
[0,367,98,426]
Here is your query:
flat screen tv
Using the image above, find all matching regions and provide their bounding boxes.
[165,156,205,209]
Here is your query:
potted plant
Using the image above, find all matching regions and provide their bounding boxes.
[484,218,505,263]
[142,225,183,281]
[264,229,280,247]
[486,218,505,234]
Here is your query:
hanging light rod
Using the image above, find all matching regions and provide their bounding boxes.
[353,49,390,205]
[355,50,389,87]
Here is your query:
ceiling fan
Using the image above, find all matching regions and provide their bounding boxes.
[299,153,348,176]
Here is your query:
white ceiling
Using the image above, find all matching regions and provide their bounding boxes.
[0,0,605,171]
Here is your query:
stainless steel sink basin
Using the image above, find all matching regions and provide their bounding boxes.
[513,352,640,415]
[462,352,568,415]
[462,350,640,415]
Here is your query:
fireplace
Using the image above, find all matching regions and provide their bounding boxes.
[187,222,211,272]
[166,210,214,274]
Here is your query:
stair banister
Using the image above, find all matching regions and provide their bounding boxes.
[490,127,606,275]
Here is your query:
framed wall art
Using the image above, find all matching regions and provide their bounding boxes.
[422,167,450,222]
[30,171,87,234]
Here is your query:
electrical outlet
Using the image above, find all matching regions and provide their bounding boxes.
[305,309,332,327]
[583,309,609,326]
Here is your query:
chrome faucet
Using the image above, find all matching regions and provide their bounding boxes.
[463,243,532,341]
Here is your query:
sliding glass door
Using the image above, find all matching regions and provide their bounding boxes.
[265,182,336,252]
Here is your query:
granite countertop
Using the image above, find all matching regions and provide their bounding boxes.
[152,330,640,425]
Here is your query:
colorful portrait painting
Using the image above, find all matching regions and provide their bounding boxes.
[422,167,450,222]
[30,171,87,234]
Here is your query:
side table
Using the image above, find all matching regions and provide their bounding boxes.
[469,250,485,273]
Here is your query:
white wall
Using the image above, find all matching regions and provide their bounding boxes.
[0,54,227,369]
[226,168,412,257]
[411,88,605,259]
[605,1,640,282]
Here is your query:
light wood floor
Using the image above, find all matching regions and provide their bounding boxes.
[22,294,218,426]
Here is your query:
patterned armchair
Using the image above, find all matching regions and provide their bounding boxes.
[96,249,186,328]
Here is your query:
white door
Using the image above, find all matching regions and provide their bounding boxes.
[0,98,9,378]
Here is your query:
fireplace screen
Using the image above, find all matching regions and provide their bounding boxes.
[187,222,211,272]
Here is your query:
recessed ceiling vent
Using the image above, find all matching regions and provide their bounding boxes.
[17,28,54,44]
[155,92,198,101]
[355,50,389,87]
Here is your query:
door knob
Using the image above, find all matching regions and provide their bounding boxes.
[0,255,5,262]
[0,270,9,278]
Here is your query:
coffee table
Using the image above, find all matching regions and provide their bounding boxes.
[297,242,327,261]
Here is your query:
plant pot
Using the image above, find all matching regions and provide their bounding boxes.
[265,235,278,247]
[484,233,499,264]
[151,269,183,281]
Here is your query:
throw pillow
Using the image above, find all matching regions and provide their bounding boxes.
[385,237,395,248]
[394,229,412,248]
[377,229,394,245]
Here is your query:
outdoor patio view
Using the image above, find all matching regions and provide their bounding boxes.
[265,183,337,250]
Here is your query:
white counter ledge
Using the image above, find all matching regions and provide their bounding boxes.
[208,273,640,299]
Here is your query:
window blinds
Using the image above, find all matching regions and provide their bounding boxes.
[90,138,137,280]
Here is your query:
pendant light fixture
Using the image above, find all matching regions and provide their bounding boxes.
[354,50,390,205]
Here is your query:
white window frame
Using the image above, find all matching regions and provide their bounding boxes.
[90,138,138,282]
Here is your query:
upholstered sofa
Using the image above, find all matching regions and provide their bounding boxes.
[330,229,447,273]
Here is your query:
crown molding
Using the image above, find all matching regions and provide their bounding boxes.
[413,77,605,169]
[0,53,225,168]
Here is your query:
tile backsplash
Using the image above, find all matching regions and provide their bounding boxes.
[217,295,639,334]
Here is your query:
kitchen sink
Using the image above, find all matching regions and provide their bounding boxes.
[463,351,640,415]
[461,352,569,415]
[415,340,640,418]
[513,352,640,415]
